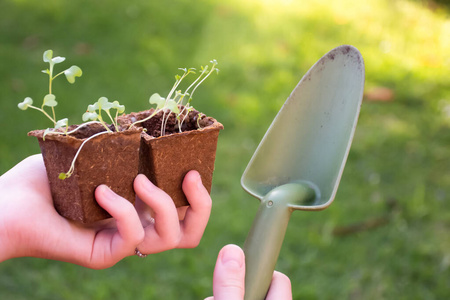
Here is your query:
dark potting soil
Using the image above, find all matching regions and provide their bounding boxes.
[120,107,215,138]
[64,123,117,139]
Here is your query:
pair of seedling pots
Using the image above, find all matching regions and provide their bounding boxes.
[29,108,223,223]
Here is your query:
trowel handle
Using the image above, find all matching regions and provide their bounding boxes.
[243,183,315,300]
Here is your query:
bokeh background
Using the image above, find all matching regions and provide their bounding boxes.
[0,0,449,299]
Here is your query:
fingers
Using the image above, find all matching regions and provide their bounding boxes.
[178,170,212,248]
[134,172,212,252]
[90,185,145,267]
[266,271,292,300]
[212,244,246,300]
[133,174,181,253]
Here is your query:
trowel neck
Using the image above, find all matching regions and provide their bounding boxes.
[261,183,316,210]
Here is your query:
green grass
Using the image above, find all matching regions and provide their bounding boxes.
[1,0,449,299]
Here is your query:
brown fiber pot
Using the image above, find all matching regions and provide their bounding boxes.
[28,124,142,223]
[120,109,223,207]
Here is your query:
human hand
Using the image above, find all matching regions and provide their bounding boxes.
[0,154,212,268]
[0,154,144,268]
[205,244,292,300]
[132,168,212,255]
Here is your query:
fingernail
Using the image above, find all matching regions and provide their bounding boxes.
[196,172,204,190]
[98,185,117,200]
[139,174,156,191]
[221,245,244,268]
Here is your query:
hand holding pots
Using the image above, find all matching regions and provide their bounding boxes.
[0,155,213,267]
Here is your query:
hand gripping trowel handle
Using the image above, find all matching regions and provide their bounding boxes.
[243,183,316,300]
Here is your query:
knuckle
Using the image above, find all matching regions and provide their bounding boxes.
[135,229,145,245]
[220,279,245,295]
[162,234,181,249]
[181,238,201,249]
[115,200,135,217]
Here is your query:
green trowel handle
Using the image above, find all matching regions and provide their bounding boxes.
[243,183,315,300]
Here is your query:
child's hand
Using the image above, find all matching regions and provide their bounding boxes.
[205,245,292,300]
[132,170,212,255]
[0,154,144,268]
[0,155,212,268]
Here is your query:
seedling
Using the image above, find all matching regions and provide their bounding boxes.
[130,59,219,136]
[18,49,82,131]
[82,97,125,132]
[197,112,205,129]
[59,97,126,180]
[18,50,127,180]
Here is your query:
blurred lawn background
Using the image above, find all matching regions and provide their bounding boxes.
[0,0,449,299]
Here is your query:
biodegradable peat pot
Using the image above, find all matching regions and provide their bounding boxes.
[28,124,142,223]
[120,108,223,207]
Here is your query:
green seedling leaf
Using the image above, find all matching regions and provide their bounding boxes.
[97,97,113,110]
[18,97,33,110]
[58,173,68,180]
[43,50,53,63]
[64,65,82,83]
[41,69,50,75]
[43,50,65,65]
[149,93,165,109]
[43,94,57,107]
[118,105,125,114]
[112,101,125,113]
[166,99,180,114]
[82,111,98,122]
[55,118,68,129]
[43,128,52,141]
[52,56,66,64]
[87,103,98,112]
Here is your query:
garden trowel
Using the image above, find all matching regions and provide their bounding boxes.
[241,45,365,300]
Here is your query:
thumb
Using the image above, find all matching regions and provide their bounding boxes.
[212,244,246,300]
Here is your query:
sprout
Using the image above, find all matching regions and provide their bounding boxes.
[18,49,83,127]
[149,93,166,109]
[43,94,57,107]
[82,111,99,122]
[83,97,125,132]
[130,59,218,136]
[64,66,82,84]
[112,101,125,113]
[18,97,33,110]
[55,118,68,129]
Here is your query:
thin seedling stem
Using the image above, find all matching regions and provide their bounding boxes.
[60,130,110,179]
[105,110,119,132]
[28,105,56,126]
[190,65,216,100]
[129,109,159,129]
